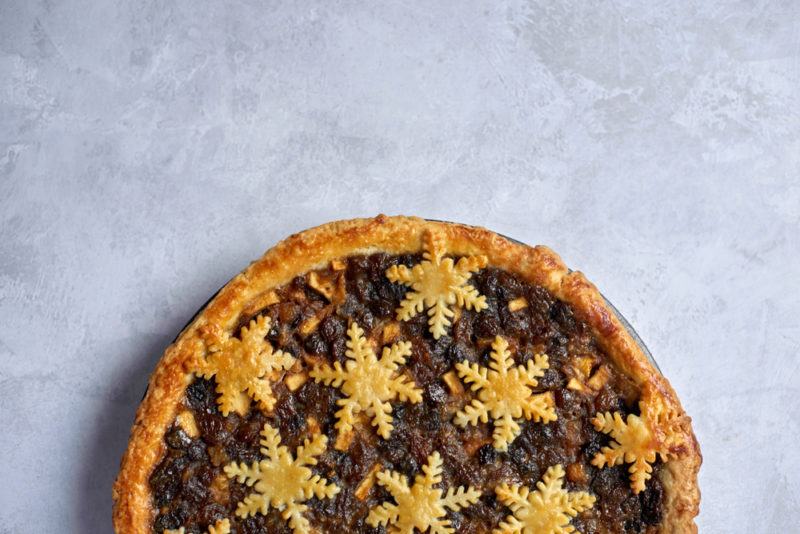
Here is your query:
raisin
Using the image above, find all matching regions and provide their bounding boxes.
[358,308,376,330]
[182,471,210,504]
[452,312,474,344]
[349,439,377,480]
[185,378,216,411]
[370,298,395,319]
[477,268,499,297]
[539,367,564,390]
[474,314,500,338]
[336,449,359,485]
[149,456,188,507]
[320,315,346,343]
[297,382,337,429]
[592,465,629,500]
[449,512,465,531]
[555,387,581,417]
[447,342,475,365]
[625,518,644,532]
[550,300,576,332]
[595,386,626,413]
[583,430,604,458]
[187,440,207,461]
[501,305,531,337]
[153,510,183,532]
[478,444,497,465]
[641,477,664,525]
[425,381,447,404]
[165,426,192,450]
[234,413,261,443]
[196,502,227,528]
[508,434,540,480]
[496,270,523,300]
[304,332,327,354]
[267,319,281,343]
[195,411,230,446]
[275,395,303,442]
[225,440,259,464]
[547,333,569,362]
[240,513,290,534]
[417,405,442,433]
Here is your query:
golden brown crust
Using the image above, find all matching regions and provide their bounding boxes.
[113,215,700,533]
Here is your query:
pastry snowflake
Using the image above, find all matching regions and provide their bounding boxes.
[223,423,339,532]
[309,321,422,441]
[494,465,595,534]
[197,315,295,415]
[591,399,684,493]
[454,336,556,451]
[164,518,230,534]
[367,451,481,534]
[386,231,488,339]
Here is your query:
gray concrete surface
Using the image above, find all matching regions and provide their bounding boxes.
[1,1,798,532]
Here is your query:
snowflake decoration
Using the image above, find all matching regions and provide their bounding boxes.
[367,451,481,534]
[591,399,684,493]
[223,423,339,532]
[454,336,557,451]
[386,231,488,339]
[197,315,295,415]
[164,518,230,534]
[309,321,422,441]
[494,465,595,534]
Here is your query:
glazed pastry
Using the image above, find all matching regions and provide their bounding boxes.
[114,216,701,533]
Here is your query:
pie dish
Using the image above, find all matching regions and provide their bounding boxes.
[113,215,701,533]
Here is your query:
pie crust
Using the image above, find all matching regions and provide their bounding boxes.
[113,215,701,533]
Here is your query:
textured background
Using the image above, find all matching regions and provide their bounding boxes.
[1,1,798,532]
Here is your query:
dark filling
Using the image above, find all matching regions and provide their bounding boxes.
[149,253,664,533]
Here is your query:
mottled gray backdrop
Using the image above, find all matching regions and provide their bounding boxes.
[1,1,798,532]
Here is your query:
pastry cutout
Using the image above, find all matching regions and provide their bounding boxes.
[367,451,481,534]
[164,518,230,534]
[197,315,295,415]
[454,336,556,451]
[309,322,422,442]
[386,231,488,339]
[223,423,339,531]
[591,398,684,493]
[494,465,595,534]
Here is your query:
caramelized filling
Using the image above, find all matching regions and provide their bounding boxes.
[150,253,664,533]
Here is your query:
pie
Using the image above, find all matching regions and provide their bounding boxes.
[113,215,701,534]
